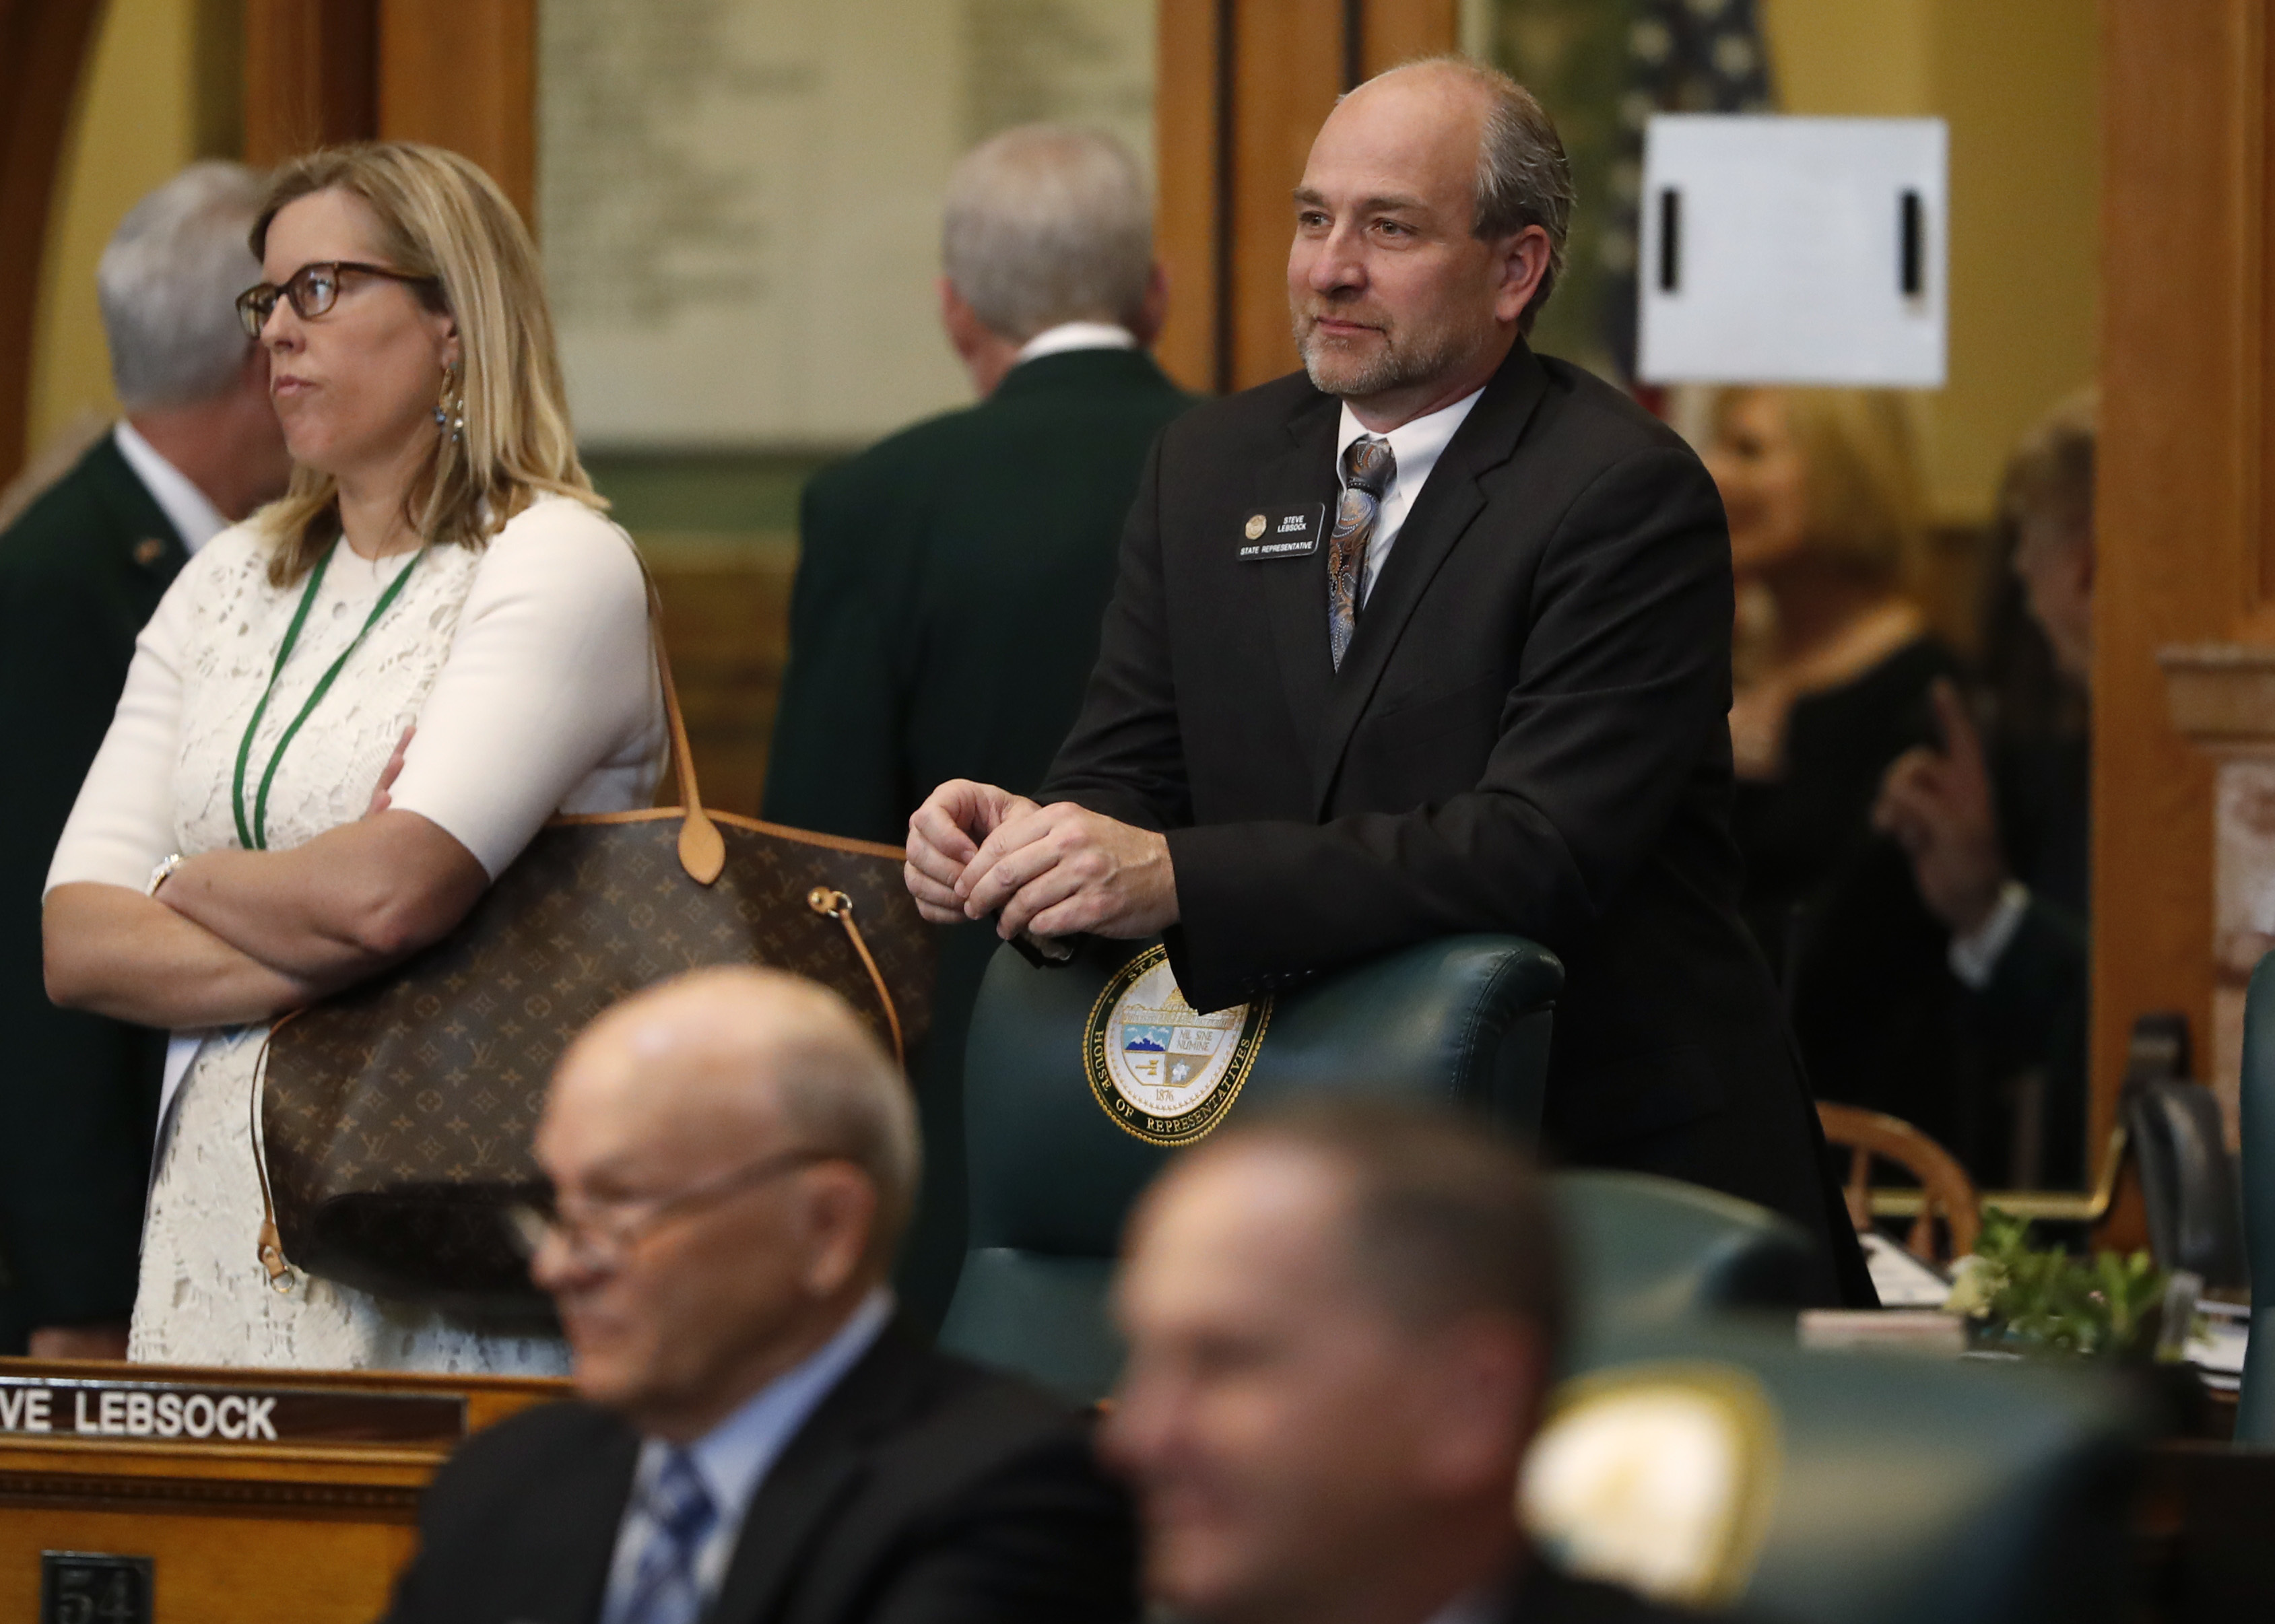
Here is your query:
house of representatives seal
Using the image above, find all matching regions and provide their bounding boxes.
[1082,945,1271,1147]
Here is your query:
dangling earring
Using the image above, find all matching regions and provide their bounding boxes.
[433,372,465,446]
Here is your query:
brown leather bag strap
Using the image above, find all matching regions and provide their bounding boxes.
[250,1027,298,1290]
[806,887,906,1067]
[638,566,725,885]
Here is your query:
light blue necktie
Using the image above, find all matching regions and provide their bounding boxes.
[620,1448,718,1624]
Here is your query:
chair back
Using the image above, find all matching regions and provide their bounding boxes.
[2125,1075,2245,1289]
[1554,1170,1818,1340]
[938,933,1562,1400]
[1818,1101,1981,1261]
[2235,952,2275,1441]
[1537,1320,2146,1624]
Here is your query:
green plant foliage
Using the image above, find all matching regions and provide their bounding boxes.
[1945,1206,2168,1359]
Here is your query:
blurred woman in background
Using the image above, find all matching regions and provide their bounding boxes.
[1705,386,1968,1153]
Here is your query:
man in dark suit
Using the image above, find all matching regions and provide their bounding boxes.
[764,124,1191,1324]
[1876,393,2095,1186]
[1105,1102,1696,1624]
[383,968,1137,1624]
[905,59,1866,1301]
[0,162,289,1357]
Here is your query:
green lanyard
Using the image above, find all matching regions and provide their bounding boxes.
[231,542,426,850]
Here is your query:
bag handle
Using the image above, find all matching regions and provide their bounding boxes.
[636,562,900,1058]
[638,516,1019,1037]
[247,548,901,1292]
[641,570,726,885]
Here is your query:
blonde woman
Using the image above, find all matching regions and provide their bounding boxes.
[1703,386,1965,1148]
[42,143,663,1372]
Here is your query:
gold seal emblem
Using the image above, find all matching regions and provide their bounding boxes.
[1244,513,1267,541]
[1083,945,1270,1147]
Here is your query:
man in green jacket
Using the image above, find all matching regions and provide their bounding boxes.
[0,162,290,1357]
[764,125,1193,1323]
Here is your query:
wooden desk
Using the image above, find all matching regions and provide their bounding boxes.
[0,1357,567,1623]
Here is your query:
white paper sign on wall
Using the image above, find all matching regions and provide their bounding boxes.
[1638,115,1948,388]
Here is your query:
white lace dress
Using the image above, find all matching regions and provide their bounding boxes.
[45,494,664,1373]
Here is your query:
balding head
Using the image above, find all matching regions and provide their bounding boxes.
[554,967,919,1265]
[533,968,918,1440]
[1289,57,1569,428]
[1103,1104,1557,1624]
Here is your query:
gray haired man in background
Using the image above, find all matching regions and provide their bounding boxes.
[0,161,291,1357]
[764,124,1193,1326]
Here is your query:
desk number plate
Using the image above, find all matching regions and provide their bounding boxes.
[41,1552,152,1624]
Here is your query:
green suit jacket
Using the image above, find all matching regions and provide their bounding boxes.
[763,346,1193,1324]
[0,434,187,1337]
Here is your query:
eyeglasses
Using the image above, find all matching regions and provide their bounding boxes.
[504,1146,846,1273]
[235,261,441,339]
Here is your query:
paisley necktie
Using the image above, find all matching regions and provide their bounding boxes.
[1329,435,1396,671]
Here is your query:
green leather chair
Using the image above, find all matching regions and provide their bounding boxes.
[1553,1320,2146,1624]
[2235,951,2275,1442]
[937,933,1562,1400]
[1553,1170,1818,1341]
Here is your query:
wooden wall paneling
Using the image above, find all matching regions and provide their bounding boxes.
[0,0,105,485]
[1154,0,1223,393]
[1228,0,1346,389]
[1152,0,1460,395]
[2094,0,2265,1153]
[375,0,536,226]
[1359,0,1457,77]
[241,0,379,166]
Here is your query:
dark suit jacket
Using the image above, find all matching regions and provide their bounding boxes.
[763,347,1192,1326]
[1503,1562,1708,1623]
[1962,728,2089,1186]
[383,1321,1139,1624]
[0,434,184,1341]
[1041,344,1864,1300]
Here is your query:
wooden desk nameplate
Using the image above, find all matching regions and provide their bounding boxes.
[0,1374,463,1449]
[0,1357,569,1624]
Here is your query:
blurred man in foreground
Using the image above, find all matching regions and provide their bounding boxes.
[1104,1104,1687,1624]
[0,160,290,1357]
[766,123,1190,1326]
[383,968,1138,1624]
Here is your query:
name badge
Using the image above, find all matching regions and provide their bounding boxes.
[1238,504,1325,560]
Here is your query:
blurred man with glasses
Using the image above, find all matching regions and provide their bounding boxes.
[381,966,1138,1624]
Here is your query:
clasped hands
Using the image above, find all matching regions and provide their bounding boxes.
[904,780,1179,943]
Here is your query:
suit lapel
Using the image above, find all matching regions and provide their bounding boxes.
[702,1323,933,1624]
[510,1414,640,1624]
[1254,394,1344,770]
[1306,345,1553,813]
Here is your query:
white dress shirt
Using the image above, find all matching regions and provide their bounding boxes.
[1948,879,2033,990]
[1014,320,1138,363]
[1335,386,1487,603]
[1421,1582,1503,1624]
[599,1290,895,1624]
[112,421,228,554]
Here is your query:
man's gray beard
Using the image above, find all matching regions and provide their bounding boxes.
[1294,312,1477,400]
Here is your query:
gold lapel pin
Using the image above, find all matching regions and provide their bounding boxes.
[131,537,168,568]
